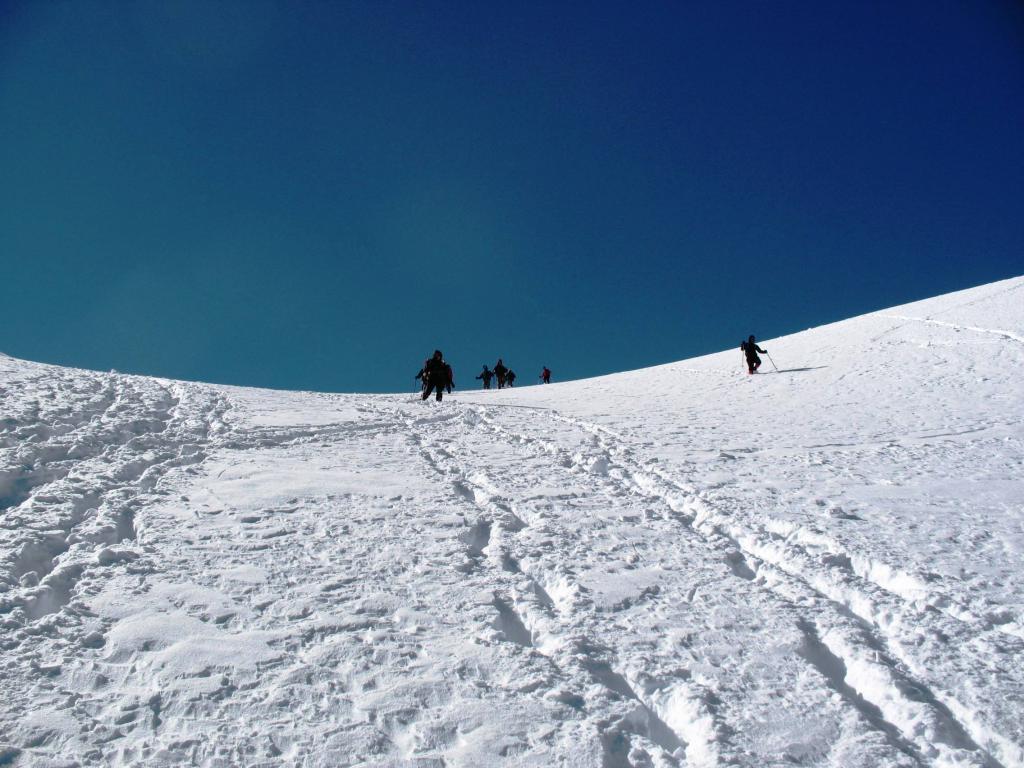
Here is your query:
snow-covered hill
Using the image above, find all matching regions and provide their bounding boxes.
[2,277,1022,767]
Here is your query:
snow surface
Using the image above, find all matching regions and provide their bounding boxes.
[1,276,1022,767]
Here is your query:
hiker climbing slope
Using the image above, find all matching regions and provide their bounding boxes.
[741,335,767,374]
[493,359,508,389]
[476,365,494,389]
[420,350,451,401]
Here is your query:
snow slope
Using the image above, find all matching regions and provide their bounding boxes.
[1,276,1022,767]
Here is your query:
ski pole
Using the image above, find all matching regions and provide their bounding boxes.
[765,351,779,372]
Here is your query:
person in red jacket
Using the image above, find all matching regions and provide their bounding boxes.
[540,367,551,384]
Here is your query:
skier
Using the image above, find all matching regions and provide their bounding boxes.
[493,359,509,389]
[420,350,451,401]
[740,335,767,375]
[506,369,517,387]
[476,365,494,389]
[540,366,551,384]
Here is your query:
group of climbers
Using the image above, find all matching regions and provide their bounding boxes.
[474,359,551,389]
[477,359,518,389]
[416,334,768,404]
[416,352,552,400]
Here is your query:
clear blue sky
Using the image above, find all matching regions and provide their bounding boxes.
[1,2,1022,392]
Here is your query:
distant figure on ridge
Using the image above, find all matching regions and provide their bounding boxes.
[741,335,767,375]
[419,350,452,401]
[506,369,517,387]
[493,359,509,389]
[540,366,551,384]
[476,365,494,389]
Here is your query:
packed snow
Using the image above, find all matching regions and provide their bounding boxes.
[1,276,1022,767]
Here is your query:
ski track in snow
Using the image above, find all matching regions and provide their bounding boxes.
[1,276,1023,767]
[879,316,1024,346]
[449,405,999,767]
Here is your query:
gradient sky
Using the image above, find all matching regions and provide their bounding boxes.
[1,1,1022,392]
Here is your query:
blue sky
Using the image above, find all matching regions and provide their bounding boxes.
[1,1,1022,392]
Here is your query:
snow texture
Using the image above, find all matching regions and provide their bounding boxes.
[1,276,1022,767]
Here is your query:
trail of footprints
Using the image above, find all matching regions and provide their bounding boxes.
[0,370,237,763]
[461,403,1014,767]
[374,398,1008,766]
[377,402,697,766]
[388,402,897,765]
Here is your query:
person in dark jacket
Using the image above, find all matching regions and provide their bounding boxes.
[476,365,494,389]
[493,359,508,389]
[505,369,516,387]
[740,335,767,374]
[420,350,451,401]
[540,367,551,384]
